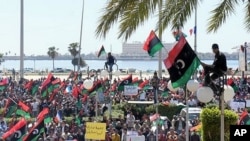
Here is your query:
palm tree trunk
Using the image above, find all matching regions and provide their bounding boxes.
[73,56,76,72]
[53,58,55,71]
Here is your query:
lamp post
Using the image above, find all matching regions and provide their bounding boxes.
[151,71,160,141]
[186,80,199,141]
[77,0,84,72]
[101,69,120,119]
[83,78,95,118]
[20,0,24,79]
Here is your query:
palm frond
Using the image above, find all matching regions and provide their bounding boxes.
[207,0,239,33]
[95,0,134,39]
[244,1,250,32]
[160,0,198,31]
[118,0,158,40]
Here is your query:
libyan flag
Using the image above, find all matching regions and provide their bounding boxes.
[164,36,200,88]
[2,118,27,140]
[97,45,106,58]
[23,118,45,141]
[143,30,163,57]
[118,74,133,91]
[239,110,250,125]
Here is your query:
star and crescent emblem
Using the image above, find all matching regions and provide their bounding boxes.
[124,80,129,84]
[175,59,185,70]
[14,130,22,138]
[32,129,39,135]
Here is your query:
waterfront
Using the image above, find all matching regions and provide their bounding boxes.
[0,59,241,72]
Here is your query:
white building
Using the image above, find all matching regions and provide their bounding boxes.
[121,41,174,56]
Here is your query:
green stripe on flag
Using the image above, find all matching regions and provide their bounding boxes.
[172,57,200,88]
[44,117,52,124]
[149,42,163,57]
[16,109,31,119]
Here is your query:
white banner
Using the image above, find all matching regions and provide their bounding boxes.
[230,101,246,111]
[124,85,138,95]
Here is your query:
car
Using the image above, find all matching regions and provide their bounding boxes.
[179,107,202,128]
[51,68,64,73]
[24,68,34,73]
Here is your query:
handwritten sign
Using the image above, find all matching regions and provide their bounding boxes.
[124,85,138,95]
[85,122,106,140]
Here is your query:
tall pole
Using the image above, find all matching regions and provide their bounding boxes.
[78,0,84,72]
[193,0,198,80]
[220,91,225,141]
[158,0,163,78]
[185,86,190,141]
[20,0,24,79]
[245,42,248,72]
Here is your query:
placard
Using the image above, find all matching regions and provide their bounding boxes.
[85,122,106,140]
[124,85,138,95]
[246,100,250,107]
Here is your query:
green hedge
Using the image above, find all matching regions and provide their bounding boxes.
[201,107,238,141]
[112,102,184,120]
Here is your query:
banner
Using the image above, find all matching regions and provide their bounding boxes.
[85,122,106,140]
[124,85,138,95]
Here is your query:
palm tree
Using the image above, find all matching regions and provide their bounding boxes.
[68,42,79,72]
[96,0,250,37]
[0,53,4,66]
[47,46,59,71]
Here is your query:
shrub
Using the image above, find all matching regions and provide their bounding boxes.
[145,104,184,120]
[201,107,238,141]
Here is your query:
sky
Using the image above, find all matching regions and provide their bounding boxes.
[0,0,249,56]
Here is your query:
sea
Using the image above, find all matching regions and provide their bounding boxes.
[0,59,241,72]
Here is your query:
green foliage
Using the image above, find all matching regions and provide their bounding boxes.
[112,102,183,120]
[104,110,124,119]
[145,104,184,120]
[201,107,238,141]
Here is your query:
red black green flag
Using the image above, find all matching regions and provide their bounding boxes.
[143,30,163,57]
[164,36,200,88]
[97,45,106,58]
[239,110,250,125]
[23,118,45,141]
[2,118,27,140]
[118,74,133,91]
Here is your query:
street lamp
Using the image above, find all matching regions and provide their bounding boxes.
[101,69,120,119]
[151,71,160,141]
[186,80,199,141]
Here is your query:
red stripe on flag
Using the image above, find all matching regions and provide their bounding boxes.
[2,118,26,139]
[164,36,187,69]
[143,30,156,51]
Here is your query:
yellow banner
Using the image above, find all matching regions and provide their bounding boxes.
[85,122,106,140]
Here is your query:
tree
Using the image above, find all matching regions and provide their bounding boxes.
[0,53,4,66]
[68,42,79,72]
[47,46,59,71]
[96,0,250,39]
[71,57,87,68]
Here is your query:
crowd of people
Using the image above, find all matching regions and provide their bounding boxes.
[0,68,249,141]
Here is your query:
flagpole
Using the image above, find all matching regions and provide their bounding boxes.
[20,0,24,80]
[193,0,198,80]
[77,0,84,73]
[158,0,163,78]
[8,96,17,105]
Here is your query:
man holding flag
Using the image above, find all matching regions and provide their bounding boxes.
[201,44,227,94]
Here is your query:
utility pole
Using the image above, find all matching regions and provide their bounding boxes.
[20,0,24,80]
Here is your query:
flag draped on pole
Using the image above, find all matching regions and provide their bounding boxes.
[97,45,106,58]
[164,36,200,88]
[143,30,163,57]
